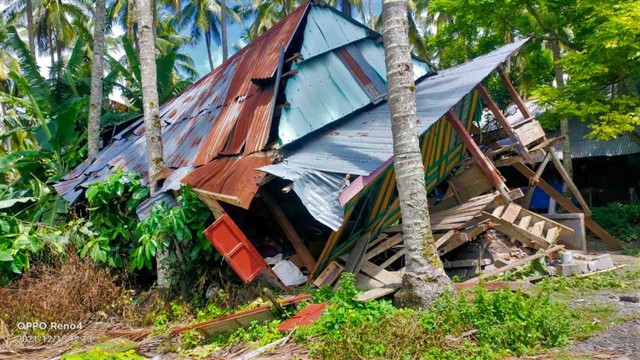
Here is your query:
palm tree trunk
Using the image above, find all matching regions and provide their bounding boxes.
[205,33,214,71]
[382,0,451,309]
[48,27,55,73]
[26,0,36,56]
[221,0,229,61]
[136,0,164,193]
[368,0,373,26]
[137,0,168,288]
[550,40,573,186]
[88,0,107,159]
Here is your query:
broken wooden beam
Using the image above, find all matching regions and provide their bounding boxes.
[497,64,533,119]
[476,84,533,163]
[260,190,316,271]
[512,162,622,250]
[548,148,592,216]
[446,109,511,202]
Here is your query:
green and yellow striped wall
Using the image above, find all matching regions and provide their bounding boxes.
[313,90,481,275]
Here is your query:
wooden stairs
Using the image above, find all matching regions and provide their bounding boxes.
[482,202,574,250]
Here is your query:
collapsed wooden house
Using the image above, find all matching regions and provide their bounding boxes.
[55,2,621,292]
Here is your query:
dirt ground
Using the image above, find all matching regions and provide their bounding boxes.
[559,254,640,360]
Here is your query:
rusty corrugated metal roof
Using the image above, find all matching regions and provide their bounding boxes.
[181,154,273,209]
[55,3,310,204]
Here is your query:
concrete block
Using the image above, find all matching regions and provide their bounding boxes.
[557,253,614,276]
[546,213,586,252]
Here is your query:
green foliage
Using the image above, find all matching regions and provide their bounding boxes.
[0,214,67,284]
[131,186,219,293]
[83,170,149,268]
[294,274,570,359]
[61,349,144,360]
[591,203,640,242]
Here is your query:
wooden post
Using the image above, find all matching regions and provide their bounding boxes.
[476,84,534,163]
[497,64,532,119]
[548,148,592,216]
[446,109,511,202]
[512,162,622,250]
[523,151,551,209]
[260,190,316,271]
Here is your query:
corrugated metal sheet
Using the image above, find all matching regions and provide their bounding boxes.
[264,39,529,229]
[260,163,348,230]
[502,100,640,159]
[181,154,273,209]
[277,38,531,176]
[279,37,431,145]
[548,120,640,159]
[56,3,309,204]
[300,5,370,61]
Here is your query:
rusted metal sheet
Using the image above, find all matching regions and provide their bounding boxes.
[181,154,273,209]
[277,302,328,332]
[55,3,309,204]
[170,294,312,336]
[204,214,268,283]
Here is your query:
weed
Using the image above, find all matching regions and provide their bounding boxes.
[294,273,570,359]
[591,203,640,242]
[0,252,134,335]
[61,349,144,360]
[570,303,620,340]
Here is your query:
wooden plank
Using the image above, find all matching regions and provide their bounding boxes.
[524,151,551,208]
[359,260,402,286]
[194,190,226,219]
[501,203,521,223]
[379,249,405,269]
[443,258,492,269]
[530,221,545,237]
[365,234,403,260]
[434,230,456,248]
[498,64,532,119]
[546,227,560,243]
[518,216,532,230]
[519,207,574,237]
[512,162,622,250]
[492,205,505,217]
[548,149,592,216]
[446,109,512,201]
[460,245,564,286]
[260,190,316,271]
[476,84,533,163]
[438,233,470,256]
[344,233,371,274]
[357,284,402,302]
[516,121,546,146]
[484,212,549,249]
[312,261,344,288]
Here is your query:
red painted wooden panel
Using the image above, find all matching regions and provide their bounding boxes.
[204,214,267,283]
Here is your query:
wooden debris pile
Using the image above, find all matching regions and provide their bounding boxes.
[309,65,623,300]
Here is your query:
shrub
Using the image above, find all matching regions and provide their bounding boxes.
[591,203,640,242]
[297,274,571,359]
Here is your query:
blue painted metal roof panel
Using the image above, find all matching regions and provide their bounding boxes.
[300,6,370,61]
[279,37,432,145]
[276,38,531,176]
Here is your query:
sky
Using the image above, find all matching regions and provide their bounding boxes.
[1,2,383,86]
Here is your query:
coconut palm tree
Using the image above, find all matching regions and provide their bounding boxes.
[1,0,37,56]
[88,0,107,158]
[381,0,450,309]
[135,0,164,193]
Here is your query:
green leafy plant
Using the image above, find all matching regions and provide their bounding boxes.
[83,170,149,268]
[592,203,640,242]
[0,213,67,284]
[131,186,219,293]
